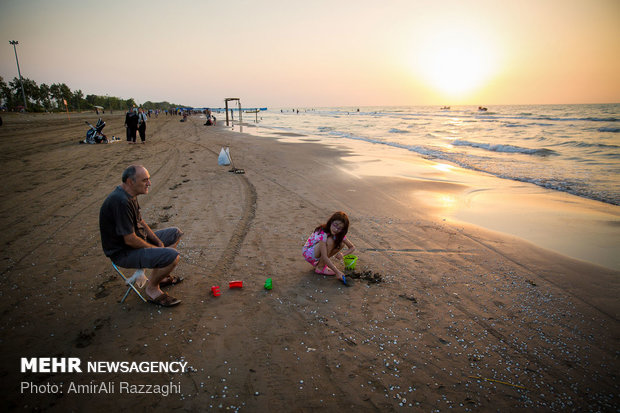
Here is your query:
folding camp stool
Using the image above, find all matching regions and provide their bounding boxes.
[111,262,147,303]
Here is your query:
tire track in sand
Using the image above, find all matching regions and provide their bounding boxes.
[180,123,258,277]
[169,120,258,395]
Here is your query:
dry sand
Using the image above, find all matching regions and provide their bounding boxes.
[0,111,618,412]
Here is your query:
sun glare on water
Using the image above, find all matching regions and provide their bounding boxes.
[413,26,499,99]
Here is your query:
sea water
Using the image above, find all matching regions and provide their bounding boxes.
[243,104,620,206]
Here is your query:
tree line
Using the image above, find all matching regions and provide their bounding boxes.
[0,76,188,112]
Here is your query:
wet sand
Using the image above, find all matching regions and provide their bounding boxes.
[0,112,618,411]
[241,122,620,271]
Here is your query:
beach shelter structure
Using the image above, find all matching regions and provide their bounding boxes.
[245,108,260,123]
[224,98,242,126]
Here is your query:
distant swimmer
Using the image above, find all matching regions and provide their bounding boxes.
[441,106,450,110]
[478,106,488,112]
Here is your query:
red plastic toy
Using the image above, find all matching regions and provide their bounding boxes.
[229,280,243,288]
[211,286,221,296]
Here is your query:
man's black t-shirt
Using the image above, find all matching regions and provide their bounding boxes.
[99,185,146,258]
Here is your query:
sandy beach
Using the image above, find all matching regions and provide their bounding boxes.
[0,111,618,412]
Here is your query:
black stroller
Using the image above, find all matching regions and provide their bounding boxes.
[82,118,108,144]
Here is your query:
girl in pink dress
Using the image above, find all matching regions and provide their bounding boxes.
[302,211,356,285]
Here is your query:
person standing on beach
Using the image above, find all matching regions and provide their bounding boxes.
[302,211,355,285]
[99,165,184,307]
[124,107,139,144]
[137,108,147,144]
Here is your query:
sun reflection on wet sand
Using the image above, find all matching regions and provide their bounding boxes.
[432,163,455,173]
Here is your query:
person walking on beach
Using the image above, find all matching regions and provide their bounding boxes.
[124,107,139,144]
[137,107,147,144]
[99,165,184,307]
[302,211,355,285]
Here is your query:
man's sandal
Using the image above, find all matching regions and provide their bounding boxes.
[147,292,181,307]
[160,275,184,287]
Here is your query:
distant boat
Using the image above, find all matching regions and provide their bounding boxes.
[440,106,450,110]
[478,106,488,112]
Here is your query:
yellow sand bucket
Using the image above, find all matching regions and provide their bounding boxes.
[343,254,358,270]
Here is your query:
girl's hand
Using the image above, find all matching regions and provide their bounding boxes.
[335,252,343,260]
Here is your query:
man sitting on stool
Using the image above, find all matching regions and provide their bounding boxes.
[99,165,184,307]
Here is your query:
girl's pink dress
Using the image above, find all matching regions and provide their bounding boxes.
[302,229,327,266]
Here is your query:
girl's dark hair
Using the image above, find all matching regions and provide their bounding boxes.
[315,211,350,249]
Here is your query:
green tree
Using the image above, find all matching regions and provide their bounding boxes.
[1,76,180,112]
[59,83,72,109]
[38,83,52,111]
[142,100,188,110]
[50,83,63,109]
[108,96,122,112]
[0,76,12,108]
[72,89,84,111]
[9,77,39,109]
[85,94,97,106]
[48,83,73,110]
[124,98,136,109]
[21,78,39,105]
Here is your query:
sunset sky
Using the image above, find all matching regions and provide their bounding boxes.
[1,0,619,107]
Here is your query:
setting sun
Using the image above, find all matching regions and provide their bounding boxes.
[412,26,500,99]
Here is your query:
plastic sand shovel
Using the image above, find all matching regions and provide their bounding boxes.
[343,254,358,270]
[264,278,273,290]
[229,280,243,288]
[211,286,221,297]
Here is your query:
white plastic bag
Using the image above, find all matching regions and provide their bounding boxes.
[218,147,231,166]
[126,269,147,288]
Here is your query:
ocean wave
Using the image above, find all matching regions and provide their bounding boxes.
[533,116,618,122]
[388,128,410,134]
[309,107,618,124]
[316,129,619,205]
[536,116,617,122]
[506,177,619,205]
[451,139,556,156]
[598,126,620,133]
[468,113,618,123]
[558,140,620,149]
[585,117,618,122]
[326,130,439,157]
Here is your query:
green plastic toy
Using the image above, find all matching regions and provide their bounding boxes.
[343,254,358,270]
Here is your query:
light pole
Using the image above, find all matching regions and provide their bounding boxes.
[9,40,27,111]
